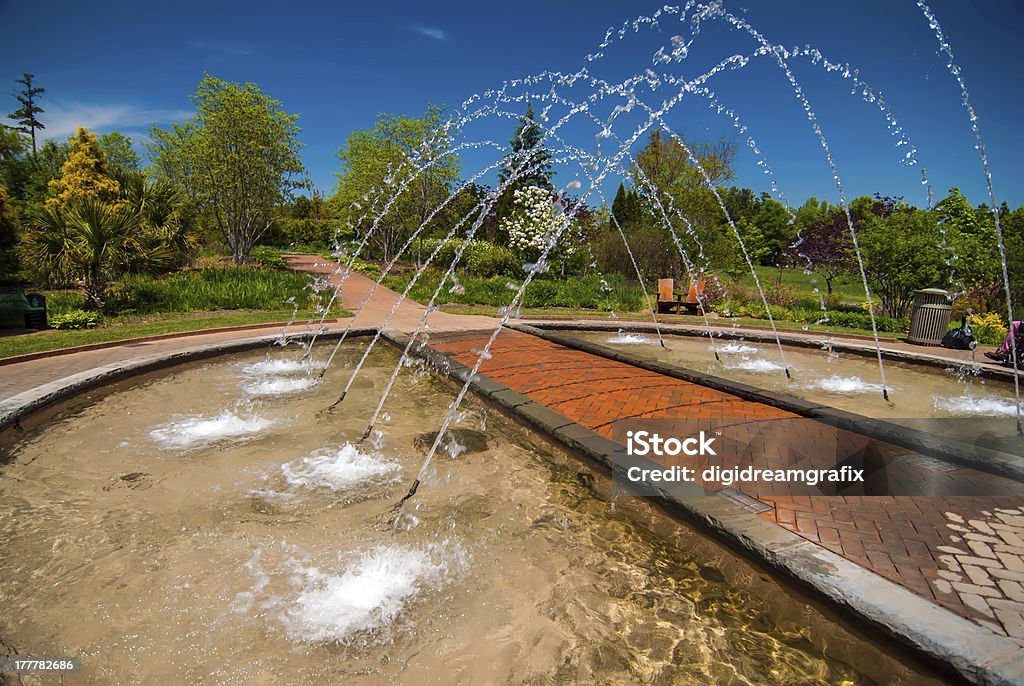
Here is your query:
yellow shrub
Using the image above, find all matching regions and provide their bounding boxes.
[968,312,1008,346]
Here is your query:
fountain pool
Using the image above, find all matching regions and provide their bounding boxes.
[575,329,1022,445]
[0,341,949,684]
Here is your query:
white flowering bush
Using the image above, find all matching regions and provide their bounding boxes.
[499,186,577,265]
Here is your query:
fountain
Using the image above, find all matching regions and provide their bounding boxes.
[0,342,951,683]
[0,1,1019,682]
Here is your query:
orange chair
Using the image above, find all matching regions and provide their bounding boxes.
[680,279,706,314]
[657,278,675,313]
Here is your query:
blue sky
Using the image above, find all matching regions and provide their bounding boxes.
[2,0,1021,209]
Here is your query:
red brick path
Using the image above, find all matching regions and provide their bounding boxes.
[430,328,1024,641]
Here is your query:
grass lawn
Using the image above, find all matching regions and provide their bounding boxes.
[734,265,870,303]
[0,310,350,360]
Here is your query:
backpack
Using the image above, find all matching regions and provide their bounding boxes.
[941,316,975,350]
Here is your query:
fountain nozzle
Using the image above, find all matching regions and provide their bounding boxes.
[883,388,890,402]
[784,368,792,380]
[360,424,374,442]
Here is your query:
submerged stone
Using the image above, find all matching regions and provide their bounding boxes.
[413,428,489,455]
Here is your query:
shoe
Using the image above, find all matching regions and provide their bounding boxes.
[984,351,1006,362]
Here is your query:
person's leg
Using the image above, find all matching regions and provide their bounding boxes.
[991,320,1021,358]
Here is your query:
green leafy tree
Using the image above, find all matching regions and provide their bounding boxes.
[7,73,45,154]
[99,132,141,173]
[0,186,20,280]
[629,129,735,278]
[46,127,121,210]
[937,187,999,288]
[332,105,459,261]
[150,75,306,264]
[751,196,796,266]
[859,205,948,317]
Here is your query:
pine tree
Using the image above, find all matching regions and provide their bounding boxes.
[46,127,121,210]
[499,104,554,192]
[611,182,628,227]
[8,73,45,154]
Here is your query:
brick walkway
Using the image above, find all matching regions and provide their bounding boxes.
[429,328,1024,642]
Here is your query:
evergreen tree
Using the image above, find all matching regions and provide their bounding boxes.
[497,103,554,219]
[611,182,628,227]
[8,73,45,154]
[611,181,645,228]
[46,127,120,210]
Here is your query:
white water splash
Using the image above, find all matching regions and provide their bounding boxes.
[934,394,1020,417]
[717,342,758,354]
[149,411,274,450]
[608,331,653,344]
[281,443,400,492]
[241,358,326,376]
[282,542,469,643]
[805,375,885,394]
[243,376,321,397]
[723,357,784,373]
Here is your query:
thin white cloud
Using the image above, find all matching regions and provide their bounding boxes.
[412,26,447,41]
[33,102,192,142]
[192,41,253,57]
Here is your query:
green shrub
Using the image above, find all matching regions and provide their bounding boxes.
[818,310,907,333]
[250,246,289,270]
[50,309,101,329]
[968,312,1008,345]
[106,267,315,315]
[464,242,520,277]
[523,280,559,307]
[44,291,87,317]
[261,218,350,249]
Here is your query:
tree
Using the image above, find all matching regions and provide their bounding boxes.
[0,186,20,280]
[150,75,306,264]
[46,127,121,210]
[792,209,855,295]
[7,73,45,154]
[21,198,163,309]
[499,104,554,192]
[629,129,736,278]
[858,206,948,317]
[332,105,459,261]
[611,182,643,229]
[496,104,554,223]
[99,132,141,173]
[937,187,999,288]
[499,185,577,274]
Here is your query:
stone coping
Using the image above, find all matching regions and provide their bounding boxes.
[0,328,375,432]
[520,319,1024,383]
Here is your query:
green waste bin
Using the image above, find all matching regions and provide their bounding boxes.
[907,288,952,346]
[0,286,48,330]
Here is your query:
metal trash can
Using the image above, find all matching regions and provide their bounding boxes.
[907,288,952,345]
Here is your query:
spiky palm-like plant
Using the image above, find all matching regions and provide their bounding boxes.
[21,197,171,310]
